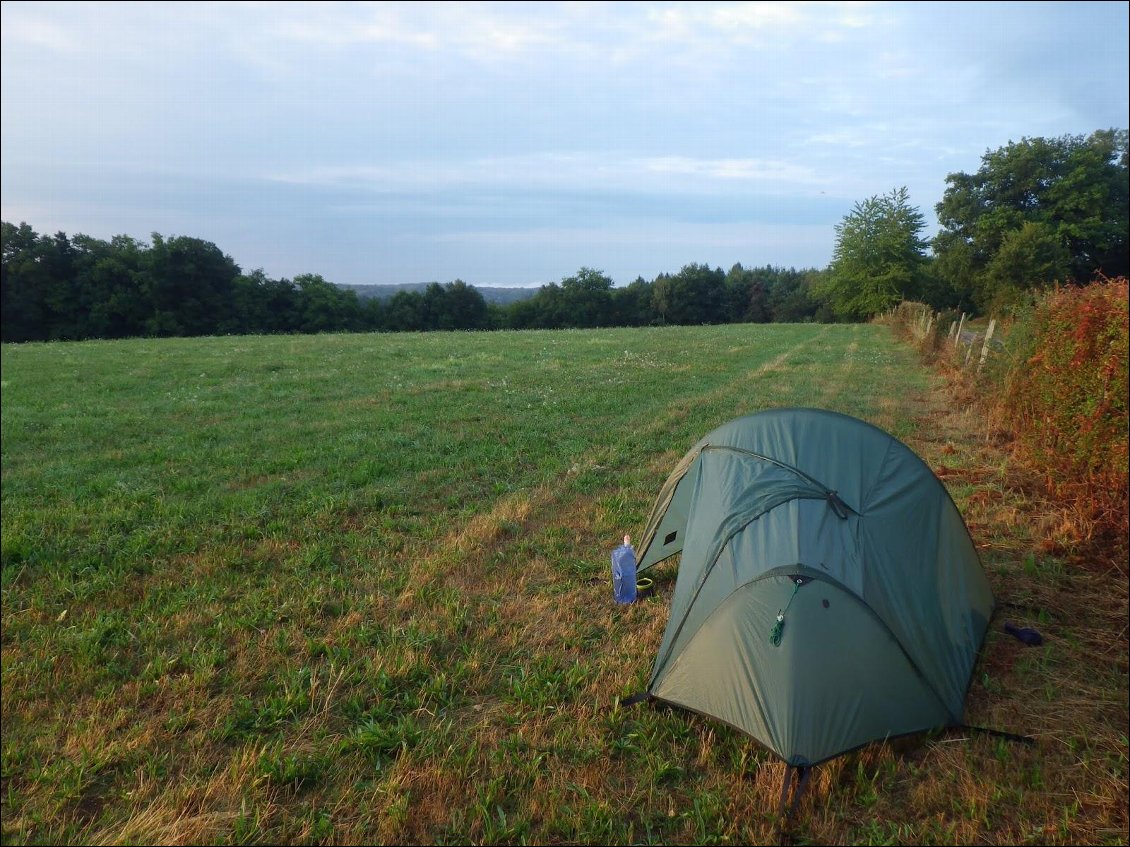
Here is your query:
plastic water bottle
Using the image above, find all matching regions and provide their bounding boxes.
[611,534,637,604]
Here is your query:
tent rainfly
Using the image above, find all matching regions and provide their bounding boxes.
[628,408,999,811]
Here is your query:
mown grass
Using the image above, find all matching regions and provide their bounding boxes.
[1,324,1126,845]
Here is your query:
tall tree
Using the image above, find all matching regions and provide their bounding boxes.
[819,187,930,320]
[560,267,614,328]
[933,129,1129,312]
[38,232,81,338]
[142,234,241,336]
[653,263,727,325]
[442,280,489,329]
[506,282,569,329]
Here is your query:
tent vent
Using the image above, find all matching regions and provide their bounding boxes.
[664,531,678,545]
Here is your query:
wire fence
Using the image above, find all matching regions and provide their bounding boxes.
[898,303,1004,374]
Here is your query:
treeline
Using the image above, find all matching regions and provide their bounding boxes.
[506,265,829,329]
[1,224,384,342]
[2,129,1125,342]
[0,221,830,342]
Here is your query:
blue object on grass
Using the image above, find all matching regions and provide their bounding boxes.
[611,535,637,604]
[1004,622,1044,646]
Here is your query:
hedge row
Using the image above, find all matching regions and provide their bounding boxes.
[996,278,1128,545]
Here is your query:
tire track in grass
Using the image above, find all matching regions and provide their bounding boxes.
[812,326,895,429]
[814,332,861,408]
[393,323,836,607]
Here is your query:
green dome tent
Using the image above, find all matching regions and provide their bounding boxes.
[629,408,996,806]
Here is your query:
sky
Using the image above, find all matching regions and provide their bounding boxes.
[2,1,1128,289]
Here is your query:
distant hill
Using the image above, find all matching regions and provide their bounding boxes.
[338,282,540,305]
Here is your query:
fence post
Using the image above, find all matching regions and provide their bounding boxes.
[977,319,997,373]
[955,313,967,349]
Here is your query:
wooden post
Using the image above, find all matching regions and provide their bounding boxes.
[955,313,967,348]
[977,319,997,373]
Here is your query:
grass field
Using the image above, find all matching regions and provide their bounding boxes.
[2,324,1126,845]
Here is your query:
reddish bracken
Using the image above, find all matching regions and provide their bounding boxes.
[1000,276,1129,554]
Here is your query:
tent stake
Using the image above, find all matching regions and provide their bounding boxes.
[777,764,813,820]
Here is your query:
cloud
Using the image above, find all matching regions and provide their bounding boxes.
[270,6,441,49]
[265,151,828,198]
[267,2,562,59]
[643,156,819,184]
[645,0,880,50]
[0,16,77,53]
[708,2,807,33]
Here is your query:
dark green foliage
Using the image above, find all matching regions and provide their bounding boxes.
[145,234,241,336]
[608,277,655,327]
[377,280,493,332]
[560,267,614,328]
[294,273,362,333]
[724,264,771,324]
[933,129,1129,313]
[0,226,395,339]
[435,280,491,330]
[653,263,727,325]
[0,224,382,341]
[1,223,77,341]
